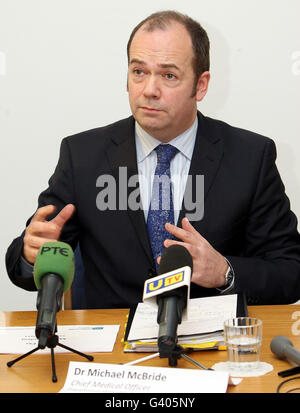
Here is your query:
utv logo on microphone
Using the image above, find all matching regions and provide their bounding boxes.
[145,271,184,294]
[143,266,191,314]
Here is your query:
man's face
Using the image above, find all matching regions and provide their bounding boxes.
[127,22,209,142]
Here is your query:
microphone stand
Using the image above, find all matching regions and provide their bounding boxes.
[146,295,213,370]
[7,324,94,383]
[160,342,212,369]
[124,341,213,371]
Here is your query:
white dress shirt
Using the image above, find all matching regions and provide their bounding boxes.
[135,117,198,225]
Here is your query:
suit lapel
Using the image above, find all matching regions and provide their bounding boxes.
[177,112,224,229]
[105,117,155,268]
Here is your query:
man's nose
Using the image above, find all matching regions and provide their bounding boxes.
[143,75,161,99]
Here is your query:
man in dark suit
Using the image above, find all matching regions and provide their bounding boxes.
[6,11,300,307]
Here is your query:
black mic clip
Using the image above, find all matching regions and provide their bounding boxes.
[158,341,184,367]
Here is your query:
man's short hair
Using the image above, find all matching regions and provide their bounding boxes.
[127,10,210,95]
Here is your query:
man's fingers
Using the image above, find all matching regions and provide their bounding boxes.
[181,217,207,243]
[165,221,196,244]
[31,205,57,223]
[22,247,39,264]
[51,204,75,229]
[164,238,193,254]
[165,222,188,240]
[31,204,75,230]
[24,235,58,249]
[181,217,203,236]
[23,204,75,264]
[165,218,206,244]
[26,220,58,237]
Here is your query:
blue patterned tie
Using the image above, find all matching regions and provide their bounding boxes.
[147,144,179,270]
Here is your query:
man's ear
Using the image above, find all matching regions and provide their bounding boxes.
[195,71,210,102]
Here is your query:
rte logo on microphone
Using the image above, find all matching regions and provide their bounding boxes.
[40,245,70,257]
[145,271,184,294]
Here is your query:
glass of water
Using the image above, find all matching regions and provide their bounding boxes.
[224,317,263,372]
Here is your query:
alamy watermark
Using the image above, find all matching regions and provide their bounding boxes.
[96,167,204,221]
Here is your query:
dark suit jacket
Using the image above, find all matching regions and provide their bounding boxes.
[6,112,300,307]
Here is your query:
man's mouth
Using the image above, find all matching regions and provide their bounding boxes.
[140,106,161,112]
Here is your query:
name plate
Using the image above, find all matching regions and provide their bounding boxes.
[60,361,229,393]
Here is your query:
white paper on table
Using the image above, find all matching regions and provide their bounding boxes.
[128,294,237,341]
[0,325,120,354]
[59,361,229,393]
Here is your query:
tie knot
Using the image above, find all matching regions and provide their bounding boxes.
[155,144,178,165]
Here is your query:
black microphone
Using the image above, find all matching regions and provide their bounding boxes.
[270,335,300,365]
[33,241,75,349]
[156,245,193,357]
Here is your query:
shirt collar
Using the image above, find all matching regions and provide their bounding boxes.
[135,117,198,163]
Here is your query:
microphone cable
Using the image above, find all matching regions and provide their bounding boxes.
[276,376,300,393]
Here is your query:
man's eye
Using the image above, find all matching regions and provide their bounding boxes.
[133,69,143,75]
[165,73,176,80]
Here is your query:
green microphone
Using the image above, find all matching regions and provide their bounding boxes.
[33,241,75,348]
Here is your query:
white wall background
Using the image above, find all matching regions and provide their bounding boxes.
[0,0,299,310]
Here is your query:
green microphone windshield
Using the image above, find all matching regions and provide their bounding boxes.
[33,241,75,292]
